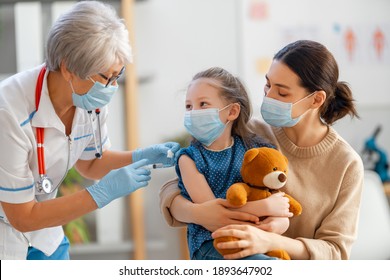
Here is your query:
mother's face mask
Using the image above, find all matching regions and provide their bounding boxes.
[260,93,315,127]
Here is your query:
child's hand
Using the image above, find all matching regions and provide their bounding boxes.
[240,192,293,217]
[264,192,293,217]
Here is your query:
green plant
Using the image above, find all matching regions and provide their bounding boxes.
[166,132,192,148]
[62,167,84,187]
[59,167,91,244]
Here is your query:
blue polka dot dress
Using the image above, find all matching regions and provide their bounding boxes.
[176,135,274,259]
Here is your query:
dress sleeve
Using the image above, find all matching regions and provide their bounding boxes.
[0,109,35,203]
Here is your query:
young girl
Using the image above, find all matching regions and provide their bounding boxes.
[176,67,292,260]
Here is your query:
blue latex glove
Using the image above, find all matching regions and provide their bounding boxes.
[132,142,181,167]
[86,159,151,208]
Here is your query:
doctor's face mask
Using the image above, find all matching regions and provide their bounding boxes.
[70,79,118,111]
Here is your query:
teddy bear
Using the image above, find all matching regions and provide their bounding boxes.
[213,147,302,260]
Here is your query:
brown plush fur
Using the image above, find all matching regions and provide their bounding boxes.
[213,147,302,260]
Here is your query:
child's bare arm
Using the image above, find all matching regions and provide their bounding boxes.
[236,192,293,217]
[178,155,215,203]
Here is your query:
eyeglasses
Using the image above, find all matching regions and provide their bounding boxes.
[98,66,125,87]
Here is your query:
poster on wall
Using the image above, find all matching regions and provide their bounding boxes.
[240,0,390,111]
[331,23,390,65]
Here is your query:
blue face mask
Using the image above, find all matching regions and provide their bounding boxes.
[260,93,314,127]
[70,79,118,111]
[184,104,231,147]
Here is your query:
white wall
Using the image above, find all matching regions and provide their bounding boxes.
[132,0,239,259]
[134,0,240,146]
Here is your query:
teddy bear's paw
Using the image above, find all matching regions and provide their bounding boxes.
[267,249,291,260]
[289,203,302,216]
[213,236,242,256]
[226,183,249,207]
[284,194,303,216]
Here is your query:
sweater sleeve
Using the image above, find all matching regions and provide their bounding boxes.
[159,177,187,227]
[296,155,364,259]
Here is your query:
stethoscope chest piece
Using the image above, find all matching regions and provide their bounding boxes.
[36,175,54,194]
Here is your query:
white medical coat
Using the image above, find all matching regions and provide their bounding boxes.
[0,65,111,259]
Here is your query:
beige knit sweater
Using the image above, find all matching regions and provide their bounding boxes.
[159,119,364,259]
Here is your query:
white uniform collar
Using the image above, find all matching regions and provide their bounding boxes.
[30,69,66,133]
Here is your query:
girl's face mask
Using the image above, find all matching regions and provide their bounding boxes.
[184,104,231,147]
[70,79,118,111]
[260,93,315,127]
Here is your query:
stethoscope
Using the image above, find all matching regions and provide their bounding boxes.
[35,66,103,193]
[88,108,103,159]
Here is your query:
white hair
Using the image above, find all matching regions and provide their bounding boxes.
[45,1,132,79]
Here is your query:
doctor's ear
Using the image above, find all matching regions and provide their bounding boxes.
[311,90,326,109]
[60,61,72,82]
[227,103,241,121]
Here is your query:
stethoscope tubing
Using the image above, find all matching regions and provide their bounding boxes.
[34,66,102,193]
[36,127,45,176]
[35,67,47,179]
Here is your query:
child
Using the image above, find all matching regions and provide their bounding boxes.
[176,67,291,260]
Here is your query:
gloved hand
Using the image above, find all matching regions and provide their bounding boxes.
[86,159,151,208]
[132,142,181,167]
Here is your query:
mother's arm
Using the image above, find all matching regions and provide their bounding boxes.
[159,178,291,232]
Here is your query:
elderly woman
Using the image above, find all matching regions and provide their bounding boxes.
[0,1,179,260]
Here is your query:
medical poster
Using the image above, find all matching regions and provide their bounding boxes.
[239,0,390,110]
[331,24,390,65]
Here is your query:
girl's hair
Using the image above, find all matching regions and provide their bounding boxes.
[274,40,358,125]
[190,67,266,148]
[45,1,132,79]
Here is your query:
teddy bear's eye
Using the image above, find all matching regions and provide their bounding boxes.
[273,167,277,171]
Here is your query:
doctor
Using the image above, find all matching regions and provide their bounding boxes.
[0,1,179,260]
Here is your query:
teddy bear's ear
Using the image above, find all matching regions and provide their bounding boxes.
[244,148,260,163]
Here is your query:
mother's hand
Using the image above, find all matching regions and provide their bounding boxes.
[193,198,260,232]
[211,224,273,259]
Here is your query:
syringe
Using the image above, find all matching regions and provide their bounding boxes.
[145,149,175,169]
[147,163,168,169]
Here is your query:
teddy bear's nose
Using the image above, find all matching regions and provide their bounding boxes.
[278,173,287,183]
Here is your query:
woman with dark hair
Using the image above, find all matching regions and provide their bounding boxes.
[160,40,364,260]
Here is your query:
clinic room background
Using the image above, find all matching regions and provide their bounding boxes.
[0,0,389,260]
